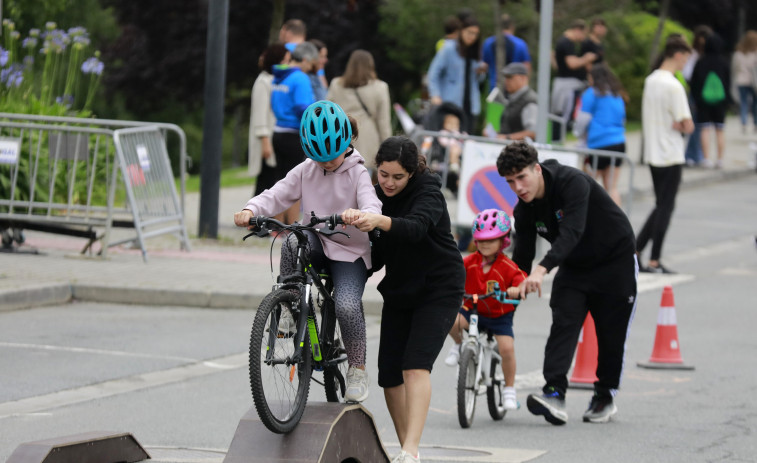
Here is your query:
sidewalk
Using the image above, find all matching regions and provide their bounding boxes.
[1,116,755,313]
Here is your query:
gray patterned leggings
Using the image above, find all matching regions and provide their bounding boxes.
[280,231,367,367]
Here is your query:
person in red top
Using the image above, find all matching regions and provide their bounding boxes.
[444,209,526,410]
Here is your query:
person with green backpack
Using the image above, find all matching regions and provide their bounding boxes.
[690,33,731,169]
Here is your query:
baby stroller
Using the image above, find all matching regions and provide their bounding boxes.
[420,102,466,195]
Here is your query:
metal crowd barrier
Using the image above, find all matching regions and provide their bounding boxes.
[408,129,636,217]
[0,114,191,261]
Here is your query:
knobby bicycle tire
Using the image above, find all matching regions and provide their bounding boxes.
[486,356,507,420]
[457,346,478,428]
[249,289,312,434]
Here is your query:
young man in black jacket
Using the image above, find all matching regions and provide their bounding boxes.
[497,141,637,425]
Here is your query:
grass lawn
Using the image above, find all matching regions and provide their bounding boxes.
[178,166,255,193]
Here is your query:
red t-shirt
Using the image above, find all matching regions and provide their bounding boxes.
[463,252,527,318]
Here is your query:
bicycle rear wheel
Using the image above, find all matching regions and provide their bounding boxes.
[457,346,478,428]
[249,289,312,434]
[486,356,507,420]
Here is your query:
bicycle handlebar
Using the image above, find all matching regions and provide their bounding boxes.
[463,282,521,306]
[243,212,348,240]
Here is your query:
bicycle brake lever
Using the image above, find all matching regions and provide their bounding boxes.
[318,228,350,239]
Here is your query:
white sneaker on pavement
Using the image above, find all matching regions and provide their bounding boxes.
[503,386,518,410]
[444,344,460,366]
[391,450,420,463]
[345,366,370,402]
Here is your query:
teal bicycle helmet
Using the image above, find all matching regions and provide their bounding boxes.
[300,101,352,162]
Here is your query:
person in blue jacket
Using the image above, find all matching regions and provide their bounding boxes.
[482,14,532,91]
[427,17,488,134]
[270,41,318,223]
[574,64,628,206]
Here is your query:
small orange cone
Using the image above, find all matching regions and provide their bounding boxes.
[638,286,695,370]
[569,312,599,389]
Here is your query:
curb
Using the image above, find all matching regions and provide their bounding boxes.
[0,283,72,313]
[1,283,385,316]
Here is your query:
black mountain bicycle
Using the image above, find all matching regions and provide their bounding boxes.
[244,212,351,434]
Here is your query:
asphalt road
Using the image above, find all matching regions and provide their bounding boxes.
[1,176,756,462]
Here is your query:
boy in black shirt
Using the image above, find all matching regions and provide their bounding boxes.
[497,142,637,425]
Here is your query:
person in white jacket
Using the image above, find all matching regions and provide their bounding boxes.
[249,44,289,196]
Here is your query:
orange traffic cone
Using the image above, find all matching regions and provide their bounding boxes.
[637,286,695,370]
[569,312,599,389]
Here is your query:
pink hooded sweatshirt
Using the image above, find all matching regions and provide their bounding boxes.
[244,150,382,269]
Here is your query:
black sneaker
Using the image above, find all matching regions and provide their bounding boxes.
[642,263,675,274]
[527,388,568,425]
[582,394,617,423]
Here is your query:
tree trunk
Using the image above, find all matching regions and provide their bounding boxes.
[647,0,672,72]
[269,0,285,45]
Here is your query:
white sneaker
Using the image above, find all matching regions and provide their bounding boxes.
[345,366,370,402]
[278,304,296,336]
[503,386,518,410]
[391,450,420,463]
[444,344,460,367]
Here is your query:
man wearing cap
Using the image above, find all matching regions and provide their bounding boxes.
[497,62,538,141]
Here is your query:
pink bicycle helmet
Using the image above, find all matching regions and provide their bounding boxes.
[472,209,512,248]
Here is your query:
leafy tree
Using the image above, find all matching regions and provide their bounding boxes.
[2,0,118,43]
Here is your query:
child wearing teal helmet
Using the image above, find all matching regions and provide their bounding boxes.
[234,101,382,402]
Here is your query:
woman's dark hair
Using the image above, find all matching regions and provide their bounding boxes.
[693,25,713,54]
[260,43,288,74]
[496,141,538,177]
[457,17,481,60]
[375,136,427,176]
[590,63,629,103]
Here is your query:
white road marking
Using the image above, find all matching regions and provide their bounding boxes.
[0,352,247,419]
[0,341,197,363]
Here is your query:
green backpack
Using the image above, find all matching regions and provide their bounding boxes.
[701,71,726,104]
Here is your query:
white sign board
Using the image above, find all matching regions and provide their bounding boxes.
[0,137,21,165]
[136,145,151,172]
[456,140,581,227]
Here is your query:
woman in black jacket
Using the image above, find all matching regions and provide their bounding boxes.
[346,136,464,463]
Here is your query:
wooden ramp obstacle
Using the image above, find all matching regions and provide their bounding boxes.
[6,431,149,463]
[223,402,391,463]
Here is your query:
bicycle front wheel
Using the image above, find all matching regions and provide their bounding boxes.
[457,346,478,428]
[486,356,507,420]
[249,289,312,434]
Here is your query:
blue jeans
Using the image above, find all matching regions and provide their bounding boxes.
[685,95,703,164]
[738,86,757,127]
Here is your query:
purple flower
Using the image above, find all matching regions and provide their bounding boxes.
[1,65,24,88]
[81,57,104,75]
[22,37,39,49]
[55,95,74,107]
[0,47,8,67]
[23,56,34,66]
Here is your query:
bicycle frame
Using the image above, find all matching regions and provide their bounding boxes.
[461,286,520,393]
[248,213,346,368]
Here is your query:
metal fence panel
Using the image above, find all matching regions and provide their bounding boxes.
[409,129,635,225]
[1,116,191,261]
[112,126,191,261]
